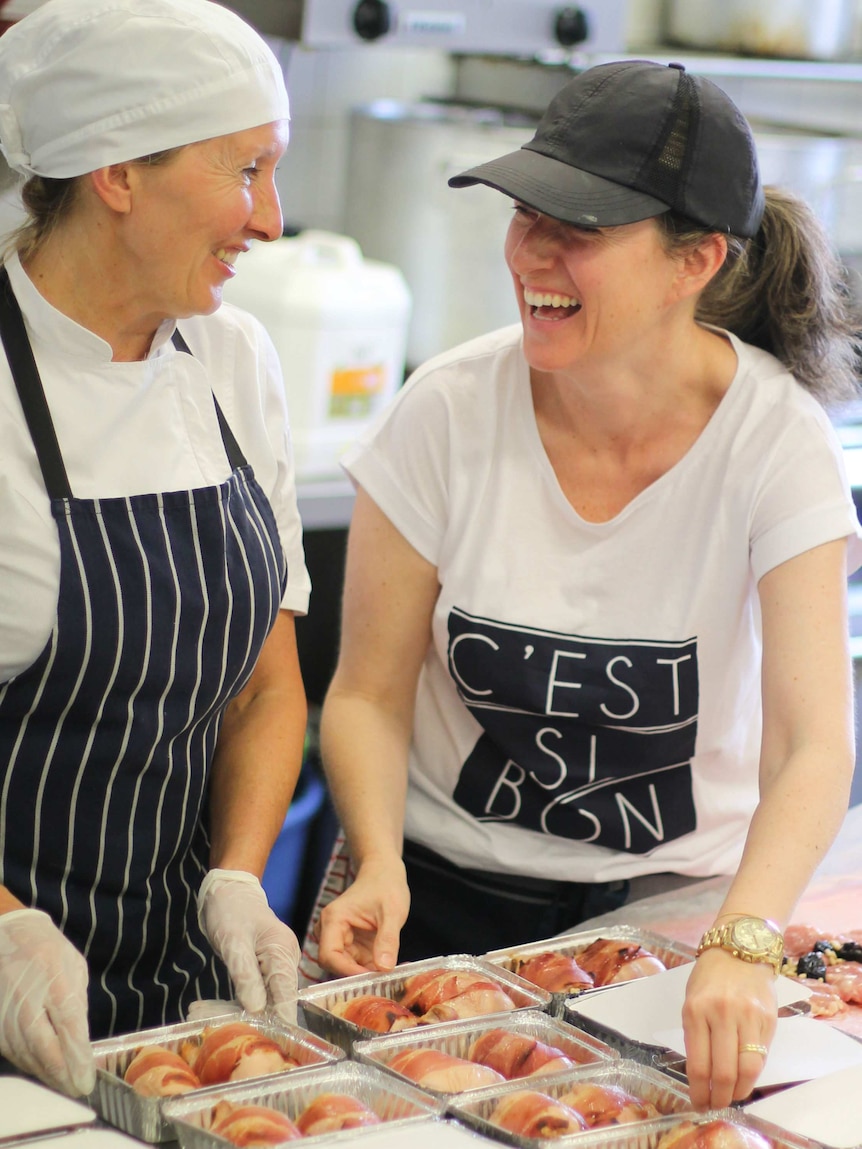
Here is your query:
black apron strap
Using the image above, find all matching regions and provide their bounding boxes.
[171,328,248,470]
[0,266,72,500]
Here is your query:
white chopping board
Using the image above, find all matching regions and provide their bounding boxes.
[0,1077,96,1141]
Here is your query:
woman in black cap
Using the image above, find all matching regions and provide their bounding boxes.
[307,61,861,1108]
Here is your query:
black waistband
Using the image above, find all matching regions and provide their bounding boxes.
[403,837,629,899]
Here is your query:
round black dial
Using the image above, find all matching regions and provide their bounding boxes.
[353,0,392,41]
[555,7,589,47]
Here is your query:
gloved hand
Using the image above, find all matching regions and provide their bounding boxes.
[185,998,243,1023]
[197,869,300,1023]
[0,908,94,1097]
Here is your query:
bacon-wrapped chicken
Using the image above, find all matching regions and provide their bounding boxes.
[124,1045,201,1097]
[209,1100,302,1146]
[513,951,593,993]
[560,1082,660,1126]
[387,1047,506,1092]
[183,1021,296,1085]
[467,1028,575,1079]
[656,1119,774,1149]
[575,938,666,986]
[330,994,419,1033]
[294,1093,382,1135]
[488,1089,589,1138]
[399,969,517,1022]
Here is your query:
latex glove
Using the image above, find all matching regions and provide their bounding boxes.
[0,908,94,1097]
[197,869,300,1023]
[185,998,243,1023]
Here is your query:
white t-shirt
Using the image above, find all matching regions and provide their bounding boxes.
[344,323,862,883]
[0,252,310,682]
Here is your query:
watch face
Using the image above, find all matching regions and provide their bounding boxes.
[731,918,776,954]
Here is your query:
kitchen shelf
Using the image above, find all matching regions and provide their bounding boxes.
[590,47,862,84]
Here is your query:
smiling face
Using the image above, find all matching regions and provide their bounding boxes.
[504,203,687,377]
[121,120,289,323]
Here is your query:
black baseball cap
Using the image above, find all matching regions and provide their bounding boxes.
[448,60,765,239]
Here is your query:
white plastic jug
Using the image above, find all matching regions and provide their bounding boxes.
[224,230,412,480]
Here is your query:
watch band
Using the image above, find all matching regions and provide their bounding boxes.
[696,917,784,976]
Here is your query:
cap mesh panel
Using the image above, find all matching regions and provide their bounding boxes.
[637,72,700,214]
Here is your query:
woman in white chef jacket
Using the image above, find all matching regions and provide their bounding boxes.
[0,0,310,1097]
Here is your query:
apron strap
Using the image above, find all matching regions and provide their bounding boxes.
[0,266,72,500]
[171,328,248,470]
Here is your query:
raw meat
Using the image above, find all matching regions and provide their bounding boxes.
[330,994,418,1033]
[417,984,517,1023]
[656,1119,773,1149]
[209,1100,302,1146]
[513,951,593,993]
[123,1045,201,1097]
[294,1093,381,1135]
[467,1028,576,1079]
[575,938,667,986]
[560,1081,660,1126]
[825,961,862,1005]
[387,1047,506,1092]
[400,970,512,1013]
[184,1021,295,1085]
[797,978,847,1018]
[488,1089,589,1138]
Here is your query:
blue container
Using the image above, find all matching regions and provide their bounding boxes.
[262,768,327,923]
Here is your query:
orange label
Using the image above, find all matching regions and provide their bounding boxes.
[329,365,387,418]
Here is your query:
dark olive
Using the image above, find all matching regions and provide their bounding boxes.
[836,942,862,963]
[795,951,827,980]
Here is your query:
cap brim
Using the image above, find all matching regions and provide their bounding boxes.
[448,146,670,228]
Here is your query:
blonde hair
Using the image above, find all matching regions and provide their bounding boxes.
[659,186,861,408]
[3,148,183,264]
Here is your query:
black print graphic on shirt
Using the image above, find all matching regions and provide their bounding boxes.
[449,608,698,854]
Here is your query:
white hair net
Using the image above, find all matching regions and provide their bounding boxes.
[0,0,290,179]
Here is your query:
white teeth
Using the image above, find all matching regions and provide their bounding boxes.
[523,288,578,308]
[216,249,238,266]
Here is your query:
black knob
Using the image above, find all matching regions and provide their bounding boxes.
[555,7,589,46]
[353,0,391,41]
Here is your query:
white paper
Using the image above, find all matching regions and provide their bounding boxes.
[0,1077,96,1140]
[653,1014,862,1087]
[566,961,812,1051]
[745,1064,862,1148]
[22,1131,143,1149]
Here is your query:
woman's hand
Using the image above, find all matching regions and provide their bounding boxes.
[317,856,410,978]
[682,948,778,1109]
[0,909,95,1097]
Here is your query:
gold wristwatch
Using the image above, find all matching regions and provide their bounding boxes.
[696,916,784,976]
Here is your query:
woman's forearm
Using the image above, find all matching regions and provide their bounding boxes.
[319,684,411,870]
[208,611,307,877]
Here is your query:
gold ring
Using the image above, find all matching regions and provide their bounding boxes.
[739,1043,768,1057]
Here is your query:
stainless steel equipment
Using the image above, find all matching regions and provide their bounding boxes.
[666,0,857,61]
[344,99,538,369]
[224,0,627,56]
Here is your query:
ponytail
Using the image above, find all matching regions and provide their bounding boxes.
[661,187,861,408]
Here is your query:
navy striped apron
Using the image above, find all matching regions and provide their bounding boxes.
[0,269,287,1038]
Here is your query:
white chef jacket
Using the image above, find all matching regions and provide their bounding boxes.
[0,251,310,682]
